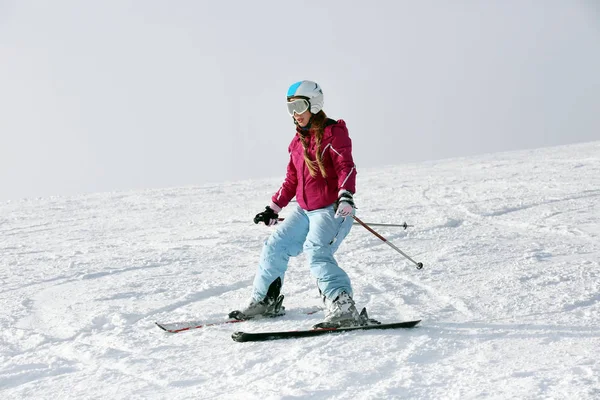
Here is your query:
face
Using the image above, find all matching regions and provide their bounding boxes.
[293,109,311,127]
[288,96,312,127]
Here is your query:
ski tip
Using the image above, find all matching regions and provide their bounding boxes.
[231,331,248,342]
[156,322,187,333]
[155,322,168,332]
[399,319,421,329]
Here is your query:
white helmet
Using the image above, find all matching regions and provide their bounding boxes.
[287,80,324,114]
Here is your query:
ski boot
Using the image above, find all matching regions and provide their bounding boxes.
[229,277,285,320]
[313,291,362,329]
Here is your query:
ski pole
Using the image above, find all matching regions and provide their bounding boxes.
[359,222,413,229]
[352,215,424,270]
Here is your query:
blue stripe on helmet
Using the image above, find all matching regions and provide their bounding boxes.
[287,81,303,97]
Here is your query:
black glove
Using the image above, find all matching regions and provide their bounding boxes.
[254,206,279,226]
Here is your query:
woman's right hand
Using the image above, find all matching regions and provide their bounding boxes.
[254,206,279,226]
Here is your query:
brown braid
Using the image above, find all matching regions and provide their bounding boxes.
[298,110,328,178]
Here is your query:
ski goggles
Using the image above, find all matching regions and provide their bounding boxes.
[286,98,310,115]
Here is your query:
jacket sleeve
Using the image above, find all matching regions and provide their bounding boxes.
[329,125,357,194]
[271,143,298,209]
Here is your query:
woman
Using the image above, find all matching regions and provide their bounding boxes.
[229,80,362,328]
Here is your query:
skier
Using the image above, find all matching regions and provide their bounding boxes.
[230,80,363,328]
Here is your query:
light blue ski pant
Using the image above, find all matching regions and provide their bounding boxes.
[251,205,354,302]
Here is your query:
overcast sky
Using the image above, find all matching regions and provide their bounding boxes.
[1,1,599,201]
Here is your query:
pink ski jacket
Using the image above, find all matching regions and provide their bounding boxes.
[272,119,357,211]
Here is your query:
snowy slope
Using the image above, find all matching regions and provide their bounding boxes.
[1,141,599,399]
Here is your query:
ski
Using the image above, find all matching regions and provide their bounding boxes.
[231,320,421,342]
[156,308,320,333]
[156,318,246,333]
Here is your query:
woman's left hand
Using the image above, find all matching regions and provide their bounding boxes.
[334,190,355,218]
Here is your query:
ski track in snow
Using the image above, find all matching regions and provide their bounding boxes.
[1,141,600,399]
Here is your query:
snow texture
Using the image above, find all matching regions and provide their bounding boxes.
[1,141,599,399]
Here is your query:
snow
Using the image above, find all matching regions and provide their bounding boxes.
[1,141,599,399]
